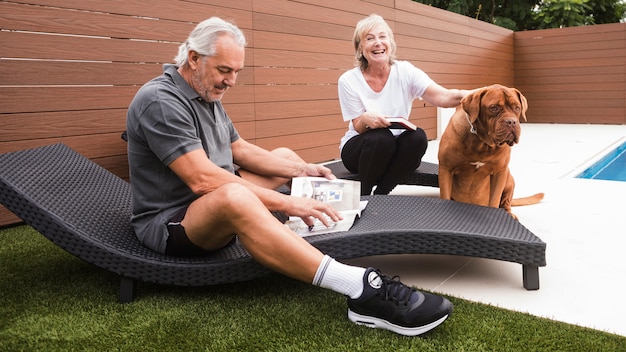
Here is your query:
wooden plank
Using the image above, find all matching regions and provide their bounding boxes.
[1,110,126,142]
[526,106,624,116]
[2,59,255,86]
[396,23,469,47]
[0,86,254,114]
[400,48,514,70]
[0,33,256,69]
[517,84,624,97]
[0,2,192,42]
[293,0,395,22]
[395,0,472,27]
[255,114,345,139]
[515,33,625,50]
[255,129,343,150]
[399,40,513,63]
[255,129,344,157]
[254,85,338,103]
[0,86,138,113]
[1,31,178,63]
[0,102,253,140]
[2,61,162,86]
[516,75,624,86]
[515,47,626,62]
[515,56,624,70]
[234,121,256,141]
[427,74,514,88]
[4,0,253,28]
[254,0,393,27]
[252,48,349,70]
[0,105,254,143]
[252,12,353,41]
[254,100,341,120]
[515,66,623,81]
[526,112,624,125]
[397,0,514,39]
[221,103,256,124]
[396,29,512,57]
[0,133,128,159]
[0,207,23,228]
[252,31,352,55]
[525,96,624,108]
[297,144,342,164]
[514,22,625,41]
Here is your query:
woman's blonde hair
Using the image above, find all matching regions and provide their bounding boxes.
[352,14,397,71]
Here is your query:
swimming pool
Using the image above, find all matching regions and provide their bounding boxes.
[577,140,626,182]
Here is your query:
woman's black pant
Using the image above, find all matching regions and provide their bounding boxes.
[341,128,428,195]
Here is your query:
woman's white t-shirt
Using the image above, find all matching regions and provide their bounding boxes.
[337,60,434,150]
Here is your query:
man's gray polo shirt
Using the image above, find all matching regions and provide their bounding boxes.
[126,64,240,253]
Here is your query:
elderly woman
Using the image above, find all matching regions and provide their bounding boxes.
[338,14,476,195]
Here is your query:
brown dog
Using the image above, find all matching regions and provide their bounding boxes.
[438,84,543,219]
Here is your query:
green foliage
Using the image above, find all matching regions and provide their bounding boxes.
[412,0,626,30]
[586,0,626,24]
[2,225,625,351]
[412,0,540,30]
[534,0,595,28]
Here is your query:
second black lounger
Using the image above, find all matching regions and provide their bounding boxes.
[324,159,440,188]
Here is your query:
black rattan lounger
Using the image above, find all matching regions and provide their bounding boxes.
[0,144,546,303]
[324,160,440,188]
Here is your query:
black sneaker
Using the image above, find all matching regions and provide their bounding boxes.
[347,268,453,336]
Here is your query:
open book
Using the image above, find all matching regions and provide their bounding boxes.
[284,177,367,236]
[387,117,417,130]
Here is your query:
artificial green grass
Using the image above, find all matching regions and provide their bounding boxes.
[1,225,624,352]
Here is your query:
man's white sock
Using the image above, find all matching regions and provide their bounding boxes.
[312,255,366,299]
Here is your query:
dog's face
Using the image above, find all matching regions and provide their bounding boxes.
[462,84,528,147]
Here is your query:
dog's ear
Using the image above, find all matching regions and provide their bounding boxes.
[514,88,528,122]
[462,87,485,123]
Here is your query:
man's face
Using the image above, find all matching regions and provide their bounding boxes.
[190,35,245,102]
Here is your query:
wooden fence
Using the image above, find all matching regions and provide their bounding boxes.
[515,23,626,124]
[0,0,514,225]
[1,0,624,226]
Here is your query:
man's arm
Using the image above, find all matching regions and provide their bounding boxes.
[168,148,341,226]
[168,148,245,195]
[231,138,335,180]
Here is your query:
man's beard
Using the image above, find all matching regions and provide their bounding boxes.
[192,65,223,102]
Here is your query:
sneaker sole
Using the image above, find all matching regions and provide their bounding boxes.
[347,309,449,336]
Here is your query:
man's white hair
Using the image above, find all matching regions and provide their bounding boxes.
[174,17,247,67]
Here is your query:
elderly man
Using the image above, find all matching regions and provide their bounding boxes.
[126,17,452,336]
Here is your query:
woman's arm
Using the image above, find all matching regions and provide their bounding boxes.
[421,82,476,108]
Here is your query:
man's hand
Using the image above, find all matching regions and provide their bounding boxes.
[283,195,343,228]
[298,163,336,180]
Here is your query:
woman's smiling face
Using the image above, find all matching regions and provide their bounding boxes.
[360,24,390,67]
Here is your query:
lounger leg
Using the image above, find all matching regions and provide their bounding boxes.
[522,265,540,290]
[119,276,138,303]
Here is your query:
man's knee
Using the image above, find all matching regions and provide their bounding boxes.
[213,183,263,214]
[271,147,302,162]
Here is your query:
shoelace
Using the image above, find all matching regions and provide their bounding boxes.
[377,273,415,306]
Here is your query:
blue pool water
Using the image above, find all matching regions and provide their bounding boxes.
[577,140,626,182]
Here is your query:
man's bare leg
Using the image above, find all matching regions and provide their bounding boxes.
[181,182,323,282]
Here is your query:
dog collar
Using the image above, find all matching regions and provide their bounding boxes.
[465,113,477,135]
